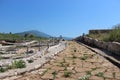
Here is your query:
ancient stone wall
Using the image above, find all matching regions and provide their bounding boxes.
[75,36,120,56]
[89,29,112,34]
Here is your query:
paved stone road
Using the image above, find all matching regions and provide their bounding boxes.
[2,41,120,80]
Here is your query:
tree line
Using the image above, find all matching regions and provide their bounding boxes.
[0,33,47,42]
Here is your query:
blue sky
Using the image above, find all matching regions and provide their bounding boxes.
[0,0,120,38]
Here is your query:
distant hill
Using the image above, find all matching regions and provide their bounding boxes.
[62,37,73,40]
[16,30,51,38]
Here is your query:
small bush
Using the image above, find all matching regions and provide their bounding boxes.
[78,71,91,80]
[41,68,49,76]
[60,62,65,67]
[0,67,6,73]
[78,74,91,80]
[27,59,34,63]
[91,67,99,71]
[64,65,67,70]
[86,71,91,75]
[11,60,26,69]
[103,28,120,42]
[80,54,88,60]
[95,72,104,77]
[63,71,72,78]
[63,58,66,63]
[52,71,58,79]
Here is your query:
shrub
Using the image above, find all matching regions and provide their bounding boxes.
[41,68,49,76]
[78,74,91,80]
[27,59,34,63]
[63,58,66,63]
[63,70,72,78]
[91,67,99,71]
[0,67,6,73]
[52,71,58,80]
[103,28,120,42]
[95,72,104,77]
[11,60,26,69]
[64,65,67,70]
[60,62,65,67]
[86,71,91,75]
[78,71,91,80]
[80,54,88,60]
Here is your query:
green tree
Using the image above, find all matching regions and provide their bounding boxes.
[9,32,12,34]
[29,34,35,38]
[24,33,29,38]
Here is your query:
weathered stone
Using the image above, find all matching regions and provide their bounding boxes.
[76,36,120,56]
[104,72,113,79]
[89,76,104,80]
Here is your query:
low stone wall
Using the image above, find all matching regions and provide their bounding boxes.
[75,36,120,56]
[89,29,112,34]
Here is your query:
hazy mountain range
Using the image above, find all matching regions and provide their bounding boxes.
[16,30,73,40]
[16,30,51,38]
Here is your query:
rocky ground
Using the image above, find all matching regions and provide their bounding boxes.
[8,41,120,80]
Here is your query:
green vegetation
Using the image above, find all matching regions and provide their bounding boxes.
[103,28,120,42]
[52,71,58,80]
[87,24,120,42]
[63,70,72,78]
[10,60,26,69]
[63,58,66,63]
[0,67,6,73]
[95,72,104,77]
[64,65,67,70]
[27,59,34,63]
[0,33,23,42]
[0,33,47,42]
[60,58,69,69]
[87,33,108,41]
[91,67,100,71]
[80,54,88,60]
[86,71,92,75]
[78,71,92,80]
[41,68,49,76]
[78,75,91,80]
[60,62,65,67]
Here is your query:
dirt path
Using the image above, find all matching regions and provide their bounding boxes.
[11,41,120,80]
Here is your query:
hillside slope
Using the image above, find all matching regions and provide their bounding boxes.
[16,30,51,38]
